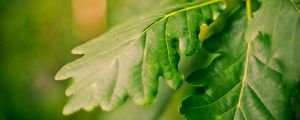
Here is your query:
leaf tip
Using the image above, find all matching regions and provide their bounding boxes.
[100,102,113,111]
[167,79,182,89]
[54,68,68,81]
[62,110,71,116]
[54,73,65,81]
[166,73,184,89]
[62,106,77,116]
[71,46,84,55]
[132,96,146,105]
[65,88,75,96]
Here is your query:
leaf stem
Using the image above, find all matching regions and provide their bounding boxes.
[246,0,253,21]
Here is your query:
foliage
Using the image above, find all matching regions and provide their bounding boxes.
[57,0,300,119]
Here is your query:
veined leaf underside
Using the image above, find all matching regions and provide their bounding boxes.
[55,0,222,115]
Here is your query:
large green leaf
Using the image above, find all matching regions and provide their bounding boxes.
[55,0,221,115]
[180,0,298,119]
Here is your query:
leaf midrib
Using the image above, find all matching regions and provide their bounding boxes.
[234,0,279,119]
[233,0,252,119]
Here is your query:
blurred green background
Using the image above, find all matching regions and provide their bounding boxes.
[0,0,88,119]
[0,0,190,120]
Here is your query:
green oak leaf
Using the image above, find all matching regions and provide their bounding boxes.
[55,0,221,115]
[180,0,297,119]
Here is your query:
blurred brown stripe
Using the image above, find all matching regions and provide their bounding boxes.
[73,0,107,40]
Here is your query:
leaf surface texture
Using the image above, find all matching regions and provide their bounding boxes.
[55,0,221,114]
[180,0,300,119]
